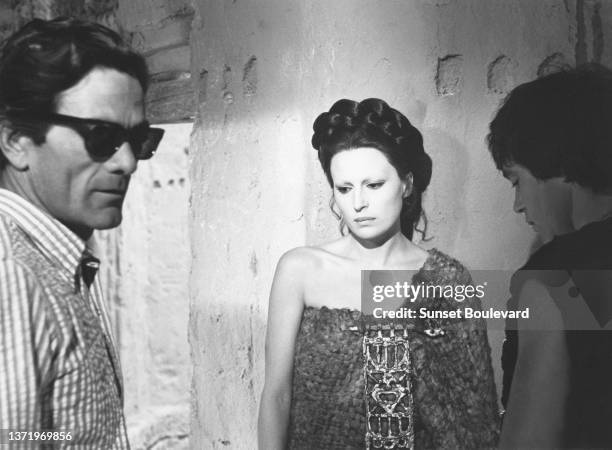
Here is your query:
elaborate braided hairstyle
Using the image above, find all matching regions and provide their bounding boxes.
[312,98,432,240]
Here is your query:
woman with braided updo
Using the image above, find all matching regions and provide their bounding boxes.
[258,98,499,449]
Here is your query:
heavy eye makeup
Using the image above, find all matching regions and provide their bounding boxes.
[367,181,385,189]
[334,180,385,194]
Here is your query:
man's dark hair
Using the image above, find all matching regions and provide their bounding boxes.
[487,63,612,193]
[0,16,148,166]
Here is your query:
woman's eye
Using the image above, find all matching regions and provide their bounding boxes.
[368,182,384,189]
[336,186,350,194]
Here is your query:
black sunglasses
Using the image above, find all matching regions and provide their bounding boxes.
[13,112,164,160]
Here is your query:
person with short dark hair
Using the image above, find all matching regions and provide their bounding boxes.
[258,98,499,449]
[488,63,612,448]
[0,17,163,448]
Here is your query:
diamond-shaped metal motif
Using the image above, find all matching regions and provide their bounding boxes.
[363,325,414,449]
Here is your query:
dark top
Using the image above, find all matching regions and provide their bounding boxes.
[288,249,499,449]
[501,217,612,447]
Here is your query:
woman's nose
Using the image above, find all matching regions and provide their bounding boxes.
[353,189,368,211]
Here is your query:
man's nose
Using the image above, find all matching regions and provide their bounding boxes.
[107,142,138,175]
[513,190,524,214]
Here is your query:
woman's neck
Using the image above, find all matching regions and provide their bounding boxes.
[345,231,415,267]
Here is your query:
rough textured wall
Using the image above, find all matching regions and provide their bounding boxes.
[107,1,196,447]
[0,0,197,122]
[188,1,596,448]
[107,123,192,450]
[189,2,309,448]
[118,0,196,123]
[0,0,119,42]
[93,1,195,447]
[97,123,192,450]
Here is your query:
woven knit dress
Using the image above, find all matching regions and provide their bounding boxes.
[287,249,499,449]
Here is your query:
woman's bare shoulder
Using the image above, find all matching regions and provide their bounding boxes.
[276,243,343,274]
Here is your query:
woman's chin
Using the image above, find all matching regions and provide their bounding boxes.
[348,226,399,246]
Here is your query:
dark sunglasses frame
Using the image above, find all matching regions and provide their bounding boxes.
[11,112,164,160]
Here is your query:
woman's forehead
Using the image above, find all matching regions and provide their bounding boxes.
[331,147,392,168]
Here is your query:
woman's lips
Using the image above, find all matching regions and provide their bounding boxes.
[354,217,375,223]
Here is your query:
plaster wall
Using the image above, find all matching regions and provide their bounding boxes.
[97,123,192,449]
[188,1,590,448]
[97,2,195,447]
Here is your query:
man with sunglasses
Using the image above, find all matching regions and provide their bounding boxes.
[0,17,163,448]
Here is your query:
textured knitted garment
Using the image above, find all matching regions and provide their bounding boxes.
[288,249,500,449]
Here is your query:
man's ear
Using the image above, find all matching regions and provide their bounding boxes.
[402,173,414,199]
[0,124,34,171]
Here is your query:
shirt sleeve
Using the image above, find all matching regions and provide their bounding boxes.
[0,259,55,429]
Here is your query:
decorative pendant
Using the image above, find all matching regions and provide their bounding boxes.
[363,324,414,449]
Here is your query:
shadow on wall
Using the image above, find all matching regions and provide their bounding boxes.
[420,128,469,253]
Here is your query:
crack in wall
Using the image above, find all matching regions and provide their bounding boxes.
[592,1,603,63]
[575,0,587,64]
[145,433,189,450]
[537,52,568,77]
[242,56,258,97]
